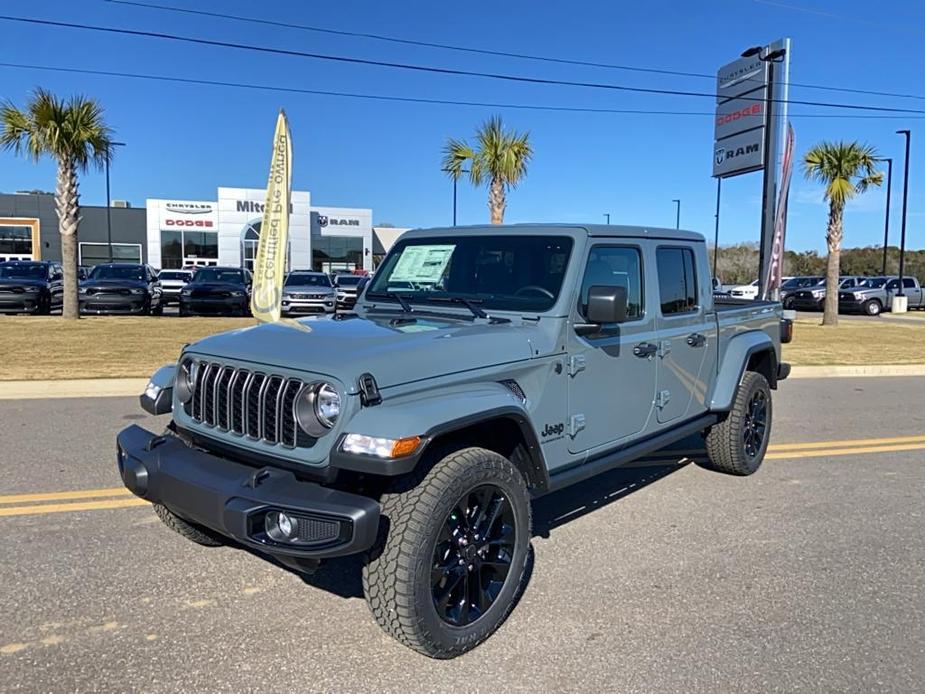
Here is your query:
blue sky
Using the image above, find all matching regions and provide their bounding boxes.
[1,0,923,251]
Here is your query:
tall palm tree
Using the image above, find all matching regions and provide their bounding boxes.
[442,116,532,225]
[1,88,115,319]
[803,141,882,326]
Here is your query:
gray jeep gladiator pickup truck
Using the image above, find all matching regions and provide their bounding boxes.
[118,224,791,658]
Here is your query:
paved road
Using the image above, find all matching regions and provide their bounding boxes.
[1,378,923,692]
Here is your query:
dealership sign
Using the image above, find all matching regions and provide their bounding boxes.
[318,215,360,227]
[713,129,764,178]
[713,55,769,179]
[165,202,212,215]
[164,218,213,227]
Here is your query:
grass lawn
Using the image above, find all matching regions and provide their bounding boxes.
[0,314,922,380]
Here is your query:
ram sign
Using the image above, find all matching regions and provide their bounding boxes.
[713,129,764,178]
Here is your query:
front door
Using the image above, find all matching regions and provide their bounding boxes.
[567,243,657,454]
[653,245,713,424]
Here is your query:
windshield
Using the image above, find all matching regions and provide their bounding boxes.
[859,278,887,288]
[0,263,46,280]
[193,268,245,284]
[286,273,331,287]
[335,275,363,287]
[89,265,145,282]
[783,276,822,289]
[159,271,191,281]
[367,235,574,312]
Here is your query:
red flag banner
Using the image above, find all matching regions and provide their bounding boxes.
[765,122,795,297]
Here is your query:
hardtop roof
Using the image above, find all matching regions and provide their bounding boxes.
[401,223,705,243]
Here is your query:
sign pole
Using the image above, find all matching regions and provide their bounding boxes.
[713,178,721,280]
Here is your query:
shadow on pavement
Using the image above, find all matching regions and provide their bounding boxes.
[284,435,708,600]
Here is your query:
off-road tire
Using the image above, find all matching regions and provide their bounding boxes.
[702,371,772,476]
[362,447,531,659]
[863,299,882,316]
[153,503,224,547]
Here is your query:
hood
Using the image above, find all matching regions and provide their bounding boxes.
[0,278,47,290]
[285,285,335,294]
[80,278,148,290]
[186,312,545,391]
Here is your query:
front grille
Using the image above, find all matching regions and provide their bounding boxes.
[192,289,230,299]
[188,362,307,448]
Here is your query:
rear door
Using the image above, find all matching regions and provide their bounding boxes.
[566,242,657,454]
[653,245,715,424]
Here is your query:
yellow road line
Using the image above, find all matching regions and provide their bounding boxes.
[768,434,925,452]
[766,442,925,460]
[0,487,132,505]
[0,497,149,517]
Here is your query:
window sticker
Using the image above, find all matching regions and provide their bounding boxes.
[389,245,455,284]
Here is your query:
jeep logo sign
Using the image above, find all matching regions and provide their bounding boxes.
[713,130,764,178]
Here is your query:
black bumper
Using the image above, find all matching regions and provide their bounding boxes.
[791,298,823,311]
[180,296,248,315]
[0,296,41,313]
[838,299,865,313]
[116,425,380,563]
[80,294,147,314]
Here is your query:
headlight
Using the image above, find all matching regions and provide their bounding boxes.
[230,290,245,297]
[129,288,146,295]
[852,292,863,299]
[295,382,341,436]
[23,286,40,293]
[175,358,197,403]
[79,287,88,294]
[181,289,192,296]
[811,289,824,297]
[341,434,422,459]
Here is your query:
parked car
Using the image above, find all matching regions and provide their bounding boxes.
[0,260,63,314]
[157,269,194,305]
[727,279,760,300]
[79,263,163,315]
[179,266,251,317]
[281,270,336,316]
[839,276,925,315]
[790,276,863,311]
[333,273,368,309]
[120,223,791,658]
[779,276,824,309]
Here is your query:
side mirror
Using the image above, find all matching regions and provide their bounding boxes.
[576,285,627,335]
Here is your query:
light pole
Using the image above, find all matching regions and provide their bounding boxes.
[105,141,126,262]
[441,168,469,226]
[879,157,893,276]
[672,199,681,229]
[603,213,610,225]
[896,130,911,297]
[713,179,722,280]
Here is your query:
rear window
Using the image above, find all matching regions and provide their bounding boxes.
[656,247,698,315]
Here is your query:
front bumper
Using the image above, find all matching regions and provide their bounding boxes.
[180,296,248,315]
[282,298,335,315]
[117,425,380,564]
[80,293,148,314]
[0,293,41,313]
[838,298,866,312]
[791,297,823,310]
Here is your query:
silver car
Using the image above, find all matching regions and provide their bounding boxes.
[157,269,193,305]
[281,270,336,315]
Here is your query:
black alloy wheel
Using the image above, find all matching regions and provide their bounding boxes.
[742,389,768,460]
[431,485,516,627]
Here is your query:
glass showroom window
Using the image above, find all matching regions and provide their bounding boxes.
[0,224,33,261]
[79,243,143,266]
[161,229,218,269]
[312,235,363,272]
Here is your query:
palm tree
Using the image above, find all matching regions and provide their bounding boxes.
[442,116,532,225]
[1,88,115,319]
[803,141,882,326]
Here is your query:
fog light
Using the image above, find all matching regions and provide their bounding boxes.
[266,510,297,542]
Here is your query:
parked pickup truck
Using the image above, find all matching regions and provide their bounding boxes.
[838,276,925,315]
[118,224,791,658]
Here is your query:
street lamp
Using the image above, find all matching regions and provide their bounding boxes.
[879,157,893,276]
[603,213,610,225]
[105,141,126,263]
[441,168,469,226]
[896,130,911,298]
[672,199,681,229]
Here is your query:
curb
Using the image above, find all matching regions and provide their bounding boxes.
[1,366,924,400]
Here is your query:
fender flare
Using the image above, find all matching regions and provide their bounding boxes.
[708,331,778,412]
[329,382,548,489]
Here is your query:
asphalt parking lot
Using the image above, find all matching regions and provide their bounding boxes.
[1,377,923,692]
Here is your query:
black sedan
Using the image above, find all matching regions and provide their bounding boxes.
[79,263,164,315]
[0,260,64,314]
[179,266,252,316]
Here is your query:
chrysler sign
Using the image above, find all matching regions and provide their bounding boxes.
[165,202,212,214]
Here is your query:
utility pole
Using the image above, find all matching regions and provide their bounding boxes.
[880,157,893,276]
[441,168,469,226]
[896,130,911,298]
[672,199,681,229]
[603,213,610,225]
[713,179,722,280]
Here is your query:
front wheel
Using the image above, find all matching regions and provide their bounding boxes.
[363,447,532,659]
[702,371,772,476]
[863,299,882,316]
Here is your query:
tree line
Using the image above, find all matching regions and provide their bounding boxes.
[710,243,925,286]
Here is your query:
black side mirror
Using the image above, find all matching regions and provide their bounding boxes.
[576,285,628,336]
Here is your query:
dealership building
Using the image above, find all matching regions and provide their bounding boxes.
[1,187,403,272]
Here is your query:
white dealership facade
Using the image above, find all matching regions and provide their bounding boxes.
[146,186,374,273]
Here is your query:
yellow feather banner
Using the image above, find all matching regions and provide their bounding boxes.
[250,110,292,323]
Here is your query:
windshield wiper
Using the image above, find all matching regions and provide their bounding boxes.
[423,296,512,323]
[367,291,415,313]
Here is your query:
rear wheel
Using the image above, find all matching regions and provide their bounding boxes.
[702,371,772,476]
[363,447,531,659]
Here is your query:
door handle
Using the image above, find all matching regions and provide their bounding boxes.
[633,342,658,358]
[686,333,706,347]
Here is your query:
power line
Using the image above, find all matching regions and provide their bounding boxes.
[106,0,925,103]
[3,61,924,120]
[3,14,925,115]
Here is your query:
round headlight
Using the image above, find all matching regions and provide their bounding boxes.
[315,383,341,428]
[175,358,197,403]
[295,382,340,436]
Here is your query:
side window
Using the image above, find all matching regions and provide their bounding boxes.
[656,247,698,315]
[886,280,900,290]
[903,278,916,289]
[578,246,643,321]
